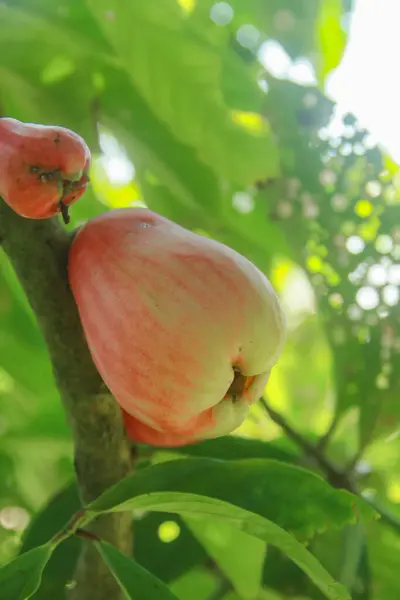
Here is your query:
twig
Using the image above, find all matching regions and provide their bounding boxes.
[316,414,340,453]
[75,529,102,543]
[344,445,368,475]
[260,398,400,540]
[0,202,133,600]
[260,397,355,492]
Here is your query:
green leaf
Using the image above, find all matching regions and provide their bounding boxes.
[95,541,180,600]
[262,546,310,597]
[163,436,299,463]
[316,0,347,81]
[169,567,219,600]
[0,3,109,62]
[86,0,280,185]
[309,524,371,600]
[20,484,81,600]
[84,457,377,600]
[0,544,54,600]
[93,499,347,600]
[103,68,223,218]
[184,517,265,599]
[87,458,376,540]
[0,254,55,399]
[20,482,208,594]
[368,522,400,600]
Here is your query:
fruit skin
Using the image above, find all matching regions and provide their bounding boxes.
[68,208,286,447]
[0,117,90,221]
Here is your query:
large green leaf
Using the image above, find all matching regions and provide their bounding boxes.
[263,546,310,597]
[86,0,280,185]
[0,2,110,61]
[83,457,378,600]
[0,544,54,600]
[164,436,299,463]
[86,458,376,540]
[90,497,349,600]
[95,541,180,600]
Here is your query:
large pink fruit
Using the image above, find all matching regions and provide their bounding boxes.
[68,208,286,447]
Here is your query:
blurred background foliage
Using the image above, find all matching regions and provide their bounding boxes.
[1,0,400,599]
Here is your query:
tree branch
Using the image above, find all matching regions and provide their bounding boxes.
[262,399,400,537]
[0,201,133,600]
[260,397,356,493]
[316,413,340,453]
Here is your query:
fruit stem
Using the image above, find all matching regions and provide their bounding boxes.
[75,528,102,542]
[59,199,71,224]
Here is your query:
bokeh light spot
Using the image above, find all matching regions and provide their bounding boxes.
[307,255,323,272]
[177,0,196,12]
[329,293,344,308]
[375,235,393,254]
[388,264,400,284]
[331,194,348,212]
[158,521,181,543]
[210,2,233,25]
[382,284,399,307]
[276,200,293,219]
[232,192,255,214]
[319,169,337,186]
[348,304,363,321]
[365,180,382,198]
[236,24,260,49]
[355,200,373,218]
[0,507,30,532]
[346,236,365,255]
[273,9,296,31]
[356,286,379,310]
[367,264,387,287]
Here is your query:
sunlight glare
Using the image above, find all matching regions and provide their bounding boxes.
[210,2,233,25]
[98,129,135,186]
[258,40,291,79]
[288,58,317,86]
[327,0,400,164]
[101,156,135,186]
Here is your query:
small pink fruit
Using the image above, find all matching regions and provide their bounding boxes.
[68,208,286,447]
[0,117,91,222]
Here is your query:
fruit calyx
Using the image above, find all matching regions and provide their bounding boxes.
[28,165,90,224]
[226,367,247,402]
